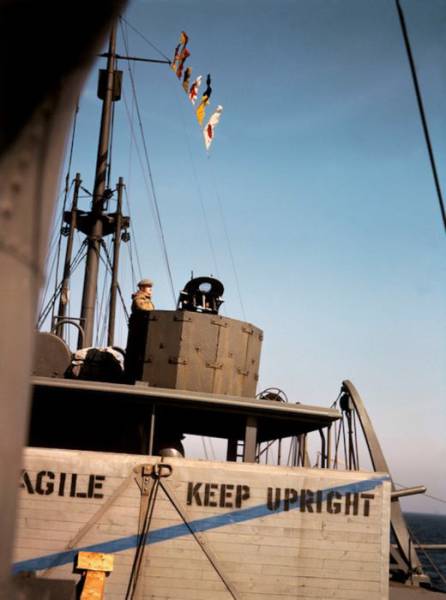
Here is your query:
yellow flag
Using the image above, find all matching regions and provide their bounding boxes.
[196,95,209,126]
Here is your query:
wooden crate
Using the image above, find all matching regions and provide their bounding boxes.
[14,448,390,599]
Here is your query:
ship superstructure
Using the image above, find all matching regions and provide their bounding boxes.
[4,9,446,600]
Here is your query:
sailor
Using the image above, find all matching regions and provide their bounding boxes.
[131,278,155,312]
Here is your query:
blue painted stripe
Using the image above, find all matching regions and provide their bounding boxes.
[12,475,389,574]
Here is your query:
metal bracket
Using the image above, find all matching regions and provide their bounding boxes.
[206,362,223,370]
[141,466,152,496]
[237,368,249,376]
[211,319,227,327]
[168,356,187,365]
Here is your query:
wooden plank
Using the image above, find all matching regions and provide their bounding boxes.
[14,448,390,599]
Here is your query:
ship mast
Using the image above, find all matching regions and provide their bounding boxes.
[53,22,168,349]
[78,24,120,348]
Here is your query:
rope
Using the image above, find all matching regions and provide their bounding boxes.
[395,0,446,233]
[51,104,79,324]
[159,479,239,599]
[37,184,75,324]
[120,22,176,304]
[37,240,60,324]
[120,16,171,62]
[37,241,87,328]
[125,477,161,600]
[393,482,446,507]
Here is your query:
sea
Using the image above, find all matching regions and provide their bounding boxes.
[405,513,446,592]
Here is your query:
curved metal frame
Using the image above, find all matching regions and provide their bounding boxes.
[52,318,85,348]
[342,380,428,585]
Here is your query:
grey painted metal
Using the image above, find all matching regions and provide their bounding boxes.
[327,422,332,468]
[342,380,427,584]
[0,2,126,592]
[78,25,118,349]
[107,177,124,346]
[140,310,263,397]
[391,486,427,499]
[244,416,258,463]
[148,403,156,454]
[32,375,340,424]
[32,332,72,378]
[227,439,238,461]
[52,318,85,348]
[56,172,81,339]
[99,52,171,64]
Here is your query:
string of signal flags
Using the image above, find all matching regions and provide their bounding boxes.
[171,31,223,152]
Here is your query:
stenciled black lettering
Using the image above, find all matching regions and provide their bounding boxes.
[204,483,218,507]
[70,474,77,498]
[235,485,250,508]
[187,482,202,506]
[76,476,87,498]
[345,492,359,516]
[316,490,323,513]
[20,470,34,494]
[219,484,234,508]
[58,472,67,496]
[87,474,105,499]
[284,488,298,511]
[361,493,374,516]
[35,471,55,495]
[299,489,314,513]
[327,490,342,514]
[267,487,281,511]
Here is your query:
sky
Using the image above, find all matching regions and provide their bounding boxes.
[43,0,446,513]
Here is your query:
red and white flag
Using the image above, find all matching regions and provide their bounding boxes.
[188,75,202,105]
[203,105,223,151]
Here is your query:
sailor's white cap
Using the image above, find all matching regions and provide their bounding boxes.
[138,278,153,287]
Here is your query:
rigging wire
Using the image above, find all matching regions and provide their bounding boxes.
[37,241,87,328]
[395,0,446,234]
[37,184,75,322]
[123,186,143,280]
[125,477,161,600]
[120,21,176,304]
[171,83,221,277]
[121,85,175,298]
[406,524,446,587]
[126,236,137,290]
[50,103,80,325]
[208,159,247,320]
[37,236,62,323]
[201,436,209,460]
[123,87,143,285]
[120,16,171,62]
[100,241,130,321]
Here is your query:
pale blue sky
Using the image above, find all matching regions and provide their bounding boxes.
[47,0,446,512]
